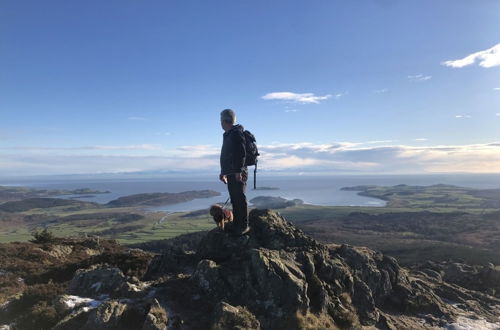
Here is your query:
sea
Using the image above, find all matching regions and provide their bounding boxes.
[2,174,500,212]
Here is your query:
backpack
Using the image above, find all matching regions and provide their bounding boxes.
[243,130,259,166]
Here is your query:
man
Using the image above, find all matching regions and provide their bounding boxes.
[219,109,250,235]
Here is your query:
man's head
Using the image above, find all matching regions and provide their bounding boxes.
[220,109,236,131]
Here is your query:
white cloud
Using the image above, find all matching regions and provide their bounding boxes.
[496,113,500,116]
[455,115,472,119]
[442,43,500,68]
[372,89,389,94]
[415,138,428,141]
[408,74,432,82]
[284,109,299,113]
[262,92,332,104]
[128,116,147,121]
[364,140,393,144]
[494,87,500,91]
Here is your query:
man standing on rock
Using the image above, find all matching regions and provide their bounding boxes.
[219,109,250,235]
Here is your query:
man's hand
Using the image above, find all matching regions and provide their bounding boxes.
[219,174,228,184]
[235,173,242,182]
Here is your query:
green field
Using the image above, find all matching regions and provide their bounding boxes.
[2,184,500,266]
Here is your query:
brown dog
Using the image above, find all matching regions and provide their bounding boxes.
[209,204,234,231]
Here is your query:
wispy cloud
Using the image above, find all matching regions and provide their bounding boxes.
[262,92,332,104]
[155,132,171,136]
[284,109,299,113]
[415,138,428,141]
[174,145,219,157]
[408,74,432,82]
[333,92,348,99]
[128,116,147,121]
[372,88,389,94]
[442,43,500,68]
[455,115,472,119]
[494,87,500,91]
[496,113,500,116]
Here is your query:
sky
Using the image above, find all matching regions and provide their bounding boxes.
[1,0,500,177]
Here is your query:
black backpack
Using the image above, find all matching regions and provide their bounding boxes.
[243,130,259,166]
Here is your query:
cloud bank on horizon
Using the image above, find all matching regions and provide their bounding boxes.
[2,141,500,177]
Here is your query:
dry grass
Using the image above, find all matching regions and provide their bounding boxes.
[295,311,339,330]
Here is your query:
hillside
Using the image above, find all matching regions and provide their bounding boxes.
[0,198,98,213]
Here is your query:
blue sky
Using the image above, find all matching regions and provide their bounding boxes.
[1,0,500,177]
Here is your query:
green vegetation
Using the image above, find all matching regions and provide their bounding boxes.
[30,228,57,244]
[0,203,214,244]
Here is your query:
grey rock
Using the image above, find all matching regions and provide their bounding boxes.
[69,265,127,298]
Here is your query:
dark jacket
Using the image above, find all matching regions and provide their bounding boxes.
[220,124,246,175]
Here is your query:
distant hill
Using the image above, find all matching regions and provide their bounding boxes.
[106,190,220,207]
[0,198,97,213]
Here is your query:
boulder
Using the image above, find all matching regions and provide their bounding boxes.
[68,265,127,298]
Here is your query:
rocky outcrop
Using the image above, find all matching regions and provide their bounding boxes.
[189,209,500,329]
[415,261,500,298]
[53,299,163,330]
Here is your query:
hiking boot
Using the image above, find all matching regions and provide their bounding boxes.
[231,225,251,236]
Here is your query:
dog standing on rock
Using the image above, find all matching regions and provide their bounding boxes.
[209,204,234,231]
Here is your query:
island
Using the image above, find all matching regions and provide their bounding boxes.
[106,190,221,207]
[0,185,110,203]
[249,196,303,209]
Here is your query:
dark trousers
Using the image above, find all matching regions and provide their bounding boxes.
[227,170,248,229]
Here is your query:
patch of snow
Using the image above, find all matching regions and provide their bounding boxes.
[445,316,500,330]
[63,295,104,311]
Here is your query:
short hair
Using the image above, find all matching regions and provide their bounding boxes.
[220,109,236,124]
